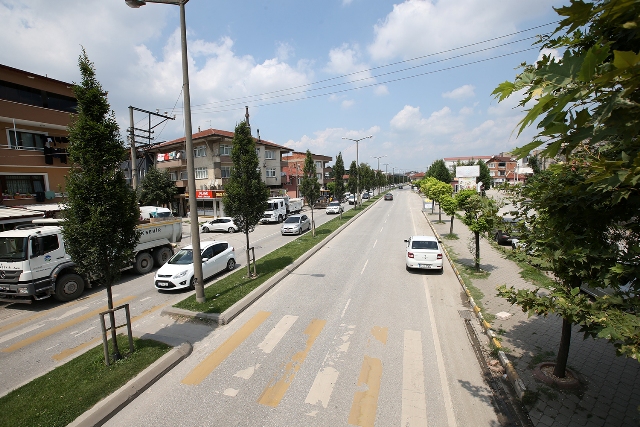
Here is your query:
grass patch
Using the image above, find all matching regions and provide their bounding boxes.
[175,196,381,314]
[441,233,459,240]
[0,335,170,427]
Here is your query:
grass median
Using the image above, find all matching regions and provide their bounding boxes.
[175,197,379,314]
[0,336,170,427]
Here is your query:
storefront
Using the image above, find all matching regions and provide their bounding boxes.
[186,190,226,217]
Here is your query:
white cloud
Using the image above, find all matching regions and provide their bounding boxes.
[442,84,475,99]
[341,99,355,108]
[374,85,389,96]
[276,42,294,61]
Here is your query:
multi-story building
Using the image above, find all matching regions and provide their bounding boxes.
[0,64,76,207]
[281,151,332,198]
[443,156,492,174]
[146,128,293,216]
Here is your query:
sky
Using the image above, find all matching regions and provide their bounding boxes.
[1,0,567,172]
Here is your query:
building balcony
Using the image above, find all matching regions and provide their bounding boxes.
[157,159,186,169]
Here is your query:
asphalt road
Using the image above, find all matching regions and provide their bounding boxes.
[101,188,500,427]
[0,200,355,397]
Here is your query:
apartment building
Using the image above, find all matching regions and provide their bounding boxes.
[0,64,76,207]
[281,151,332,198]
[146,128,292,216]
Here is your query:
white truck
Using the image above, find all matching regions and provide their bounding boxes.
[0,212,182,303]
[260,197,304,223]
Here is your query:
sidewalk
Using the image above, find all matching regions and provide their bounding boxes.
[424,201,640,427]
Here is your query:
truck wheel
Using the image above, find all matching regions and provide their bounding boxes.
[132,252,154,274]
[278,215,283,223]
[154,247,173,267]
[54,274,85,302]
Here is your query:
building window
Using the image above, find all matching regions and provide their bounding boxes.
[7,130,48,151]
[255,148,260,157]
[0,80,77,113]
[316,173,322,180]
[0,174,46,194]
[315,161,322,170]
[266,168,276,178]
[498,162,506,167]
[180,171,188,180]
[220,145,231,155]
[297,178,301,185]
[489,163,496,168]
[194,145,206,158]
[221,166,231,178]
[499,170,506,176]
[265,150,274,159]
[169,172,177,181]
[195,167,208,179]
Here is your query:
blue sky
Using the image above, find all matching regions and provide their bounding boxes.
[1,0,566,172]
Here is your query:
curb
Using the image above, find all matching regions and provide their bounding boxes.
[68,340,192,427]
[163,197,382,325]
[422,210,527,400]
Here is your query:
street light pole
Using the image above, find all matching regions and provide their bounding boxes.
[372,155,386,195]
[126,0,204,302]
[382,163,389,188]
[342,135,372,208]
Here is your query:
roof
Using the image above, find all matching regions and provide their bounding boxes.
[411,235,438,241]
[444,156,492,161]
[154,128,292,152]
[284,152,333,162]
[0,63,74,88]
[487,156,516,163]
[0,224,59,236]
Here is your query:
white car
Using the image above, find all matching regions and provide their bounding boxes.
[154,240,235,290]
[404,236,443,271]
[325,201,344,214]
[281,214,311,235]
[201,217,238,233]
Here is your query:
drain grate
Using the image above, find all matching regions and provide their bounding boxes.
[458,309,474,320]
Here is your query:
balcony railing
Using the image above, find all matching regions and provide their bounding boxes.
[156,159,186,169]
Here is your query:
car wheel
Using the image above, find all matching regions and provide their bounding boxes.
[298,228,302,235]
[202,226,209,233]
[228,227,235,233]
[227,258,236,271]
[189,276,196,291]
[54,274,85,302]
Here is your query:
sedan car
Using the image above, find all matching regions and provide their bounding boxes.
[362,192,370,200]
[154,240,235,291]
[325,201,344,214]
[404,235,443,271]
[348,195,356,205]
[493,217,520,245]
[384,193,393,201]
[201,217,238,233]
[281,214,311,235]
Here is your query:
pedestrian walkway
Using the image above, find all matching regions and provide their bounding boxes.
[423,197,640,427]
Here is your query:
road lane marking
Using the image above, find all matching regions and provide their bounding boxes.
[423,279,458,427]
[182,311,271,385]
[305,366,339,408]
[348,355,383,427]
[234,364,259,380]
[2,295,136,353]
[223,388,239,397]
[73,326,96,337]
[341,299,351,318]
[257,315,298,354]
[51,305,90,321]
[139,297,152,302]
[0,323,45,344]
[380,227,383,233]
[360,260,368,275]
[373,239,377,249]
[402,330,428,426]
[370,326,388,345]
[258,318,326,407]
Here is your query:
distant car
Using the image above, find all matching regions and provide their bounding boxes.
[154,240,235,291]
[399,185,403,189]
[493,217,520,245]
[348,195,356,205]
[581,277,638,304]
[281,214,311,235]
[201,217,238,233]
[384,193,393,201]
[362,192,370,200]
[325,201,344,214]
[404,235,443,271]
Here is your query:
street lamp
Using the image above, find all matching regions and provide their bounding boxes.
[126,0,205,303]
[382,163,389,188]
[342,135,372,207]
[372,155,386,195]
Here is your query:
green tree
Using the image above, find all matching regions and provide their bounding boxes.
[458,194,498,271]
[375,170,384,193]
[426,159,452,184]
[299,150,321,236]
[223,121,268,277]
[139,167,177,208]
[430,181,453,222]
[63,50,139,361]
[348,161,358,206]
[477,159,492,190]
[440,194,458,235]
[420,177,439,214]
[333,152,346,202]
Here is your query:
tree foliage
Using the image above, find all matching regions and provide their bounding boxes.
[477,159,492,190]
[333,152,346,202]
[458,194,498,271]
[440,194,458,235]
[139,167,177,208]
[426,159,452,183]
[348,160,358,204]
[223,121,268,276]
[299,150,321,236]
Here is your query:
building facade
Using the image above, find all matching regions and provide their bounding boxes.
[281,151,332,198]
[0,64,76,207]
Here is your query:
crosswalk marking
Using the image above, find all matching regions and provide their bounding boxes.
[305,366,339,408]
[182,311,271,385]
[348,355,383,427]
[402,330,428,426]
[258,318,326,407]
[257,314,298,354]
[370,326,388,345]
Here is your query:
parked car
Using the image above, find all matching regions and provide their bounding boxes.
[362,192,370,200]
[581,277,638,302]
[325,201,344,214]
[384,193,393,201]
[201,217,238,233]
[348,195,356,205]
[398,185,403,189]
[154,240,235,291]
[281,214,311,235]
[493,217,520,245]
[404,235,443,271]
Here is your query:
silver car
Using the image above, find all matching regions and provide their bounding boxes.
[281,214,311,235]
[201,217,238,233]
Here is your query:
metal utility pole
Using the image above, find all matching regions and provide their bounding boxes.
[342,135,372,208]
[372,155,386,195]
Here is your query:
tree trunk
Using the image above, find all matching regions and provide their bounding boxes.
[311,208,315,237]
[106,284,121,361]
[553,317,572,378]
[449,216,454,235]
[438,205,442,222]
[245,231,251,277]
[474,231,480,271]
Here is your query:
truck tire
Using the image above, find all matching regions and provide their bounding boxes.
[54,274,85,302]
[278,215,283,223]
[132,252,154,274]
[154,247,173,267]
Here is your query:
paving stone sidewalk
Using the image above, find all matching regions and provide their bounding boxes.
[421,196,640,427]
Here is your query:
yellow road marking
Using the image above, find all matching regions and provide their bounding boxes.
[348,355,383,427]
[2,295,136,353]
[51,300,170,361]
[370,326,388,345]
[182,311,271,385]
[258,318,326,407]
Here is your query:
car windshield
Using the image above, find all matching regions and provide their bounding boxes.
[168,249,194,265]
[284,217,300,224]
[329,202,340,206]
[411,240,438,250]
[0,237,28,261]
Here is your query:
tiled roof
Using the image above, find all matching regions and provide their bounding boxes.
[152,128,292,152]
[443,156,492,161]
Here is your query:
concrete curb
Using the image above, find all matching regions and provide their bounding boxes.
[422,210,527,400]
[68,340,192,427]
[163,198,382,325]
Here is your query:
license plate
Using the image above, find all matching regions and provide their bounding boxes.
[156,281,169,287]
[418,264,431,269]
